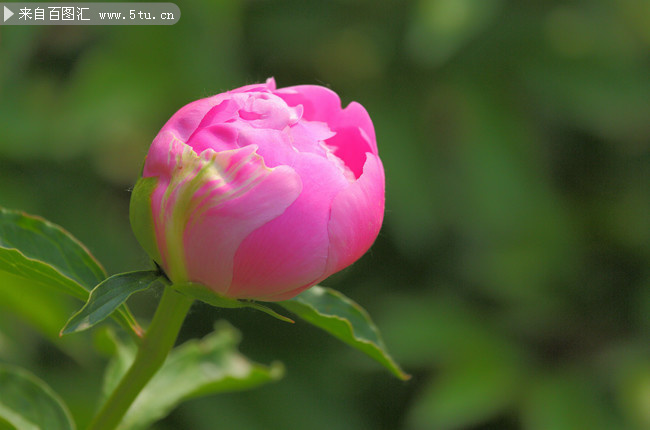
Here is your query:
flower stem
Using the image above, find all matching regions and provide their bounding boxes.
[87,286,193,430]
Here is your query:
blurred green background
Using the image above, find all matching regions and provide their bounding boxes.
[1,0,649,428]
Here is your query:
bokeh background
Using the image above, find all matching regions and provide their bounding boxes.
[1,0,649,428]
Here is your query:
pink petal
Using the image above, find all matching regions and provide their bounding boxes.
[236,126,298,168]
[291,120,336,150]
[332,101,377,155]
[324,126,372,179]
[182,145,302,294]
[191,99,241,135]
[143,130,187,178]
[160,95,225,142]
[262,282,317,301]
[235,92,299,130]
[274,84,342,123]
[187,124,239,154]
[227,151,350,299]
[323,153,385,278]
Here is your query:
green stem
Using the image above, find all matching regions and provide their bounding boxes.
[87,286,193,430]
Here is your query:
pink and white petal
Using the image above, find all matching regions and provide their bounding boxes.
[182,148,302,294]
[274,85,342,123]
[143,131,187,179]
[228,152,350,299]
[295,119,336,143]
[323,153,385,278]
[287,121,333,157]
[236,93,298,130]
[144,134,201,275]
[236,126,298,168]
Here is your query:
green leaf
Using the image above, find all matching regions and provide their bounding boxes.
[108,322,283,430]
[0,363,75,430]
[0,207,105,300]
[0,207,142,338]
[0,272,91,362]
[61,270,161,335]
[278,286,410,380]
[0,271,76,342]
[174,282,294,323]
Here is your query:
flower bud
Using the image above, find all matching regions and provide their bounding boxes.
[130,78,384,301]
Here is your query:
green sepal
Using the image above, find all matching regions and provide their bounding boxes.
[129,177,162,264]
[174,282,294,323]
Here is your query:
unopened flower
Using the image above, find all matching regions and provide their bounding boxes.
[130,78,384,301]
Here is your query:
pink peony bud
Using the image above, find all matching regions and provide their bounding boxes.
[130,78,384,301]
